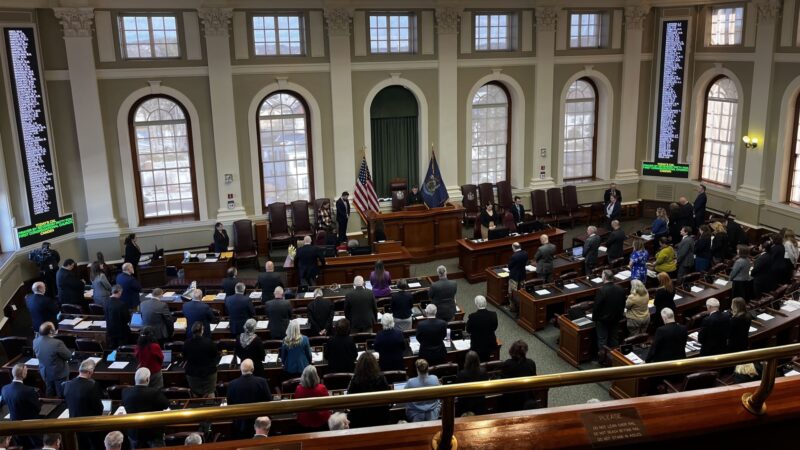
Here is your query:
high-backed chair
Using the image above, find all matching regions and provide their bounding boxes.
[547,187,573,228]
[530,190,556,226]
[496,180,513,211]
[60,304,83,315]
[478,183,495,208]
[322,373,354,391]
[75,338,104,352]
[280,378,302,395]
[562,185,589,226]
[88,303,105,316]
[54,334,76,350]
[267,203,293,250]
[430,363,458,378]
[381,370,409,384]
[663,371,720,392]
[0,336,28,361]
[460,184,480,227]
[290,200,313,240]
[233,219,259,268]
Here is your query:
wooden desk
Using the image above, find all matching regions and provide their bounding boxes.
[137,258,166,288]
[182,258,233,280]
[287,248,412,288]
[365,204,464,262]
[458,228,566,283]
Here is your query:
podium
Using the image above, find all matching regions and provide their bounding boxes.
[365,203,464,262]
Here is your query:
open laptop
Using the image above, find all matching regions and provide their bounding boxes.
[393,382,407,391]
[130,312,143,327]
[162,350,173,370]
[570,246,584,261]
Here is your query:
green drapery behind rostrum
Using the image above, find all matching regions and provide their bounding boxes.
[370,86,419,197]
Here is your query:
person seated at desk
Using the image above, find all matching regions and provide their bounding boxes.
[140,288,175,344]
[652,273,677,328]
[404,359,441,422]
[254,416,272,438]
[511,196,525,224]
[26,281,59,334]
[266,286,293,340]
[184,322,220,398]
[650,237,676,277]
[184,289,215,339]
[33,321,70,397]
[730,245,753,300]
[90,261,112,306]
[374,220,387,242]
[429,265,457,322]
[123,233,141,270]
[391,280,414,331]
[651,207,669,240]
[307,288,334,336]
[135,327,165,389]
[122,368,170,449]
[64,358,104,450]
[235,319,266,379]
[256,260,283,301]
[407,186,423,205]
[1,363,41,448]
[370,260,392,298]
[279,320,312,377]
[698,298,731,357]
[213,222,229,252]
[294,365,332,431]
[56,258,85,307]
[347,352,391,428]
[455,351,489,416]
[467,295,498,362]
[116,263,142,310]
[227,359,273,439]
[295,235,325,287]
[605,220,625,261]
[324,318,358,373]
[345,276,378,333]
[499,340,537,412]
[479,203,497,240]
[221,267,240,297]
[346,239,360,255]
[374,314,405,371]
[728,297,752,354]
[226,282,255,336]
[416,304,447,366]
[646,308,687,363]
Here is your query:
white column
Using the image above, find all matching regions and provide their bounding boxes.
[530,7,557,188]
[53,8,119,237]
[436,8,460,191]
[738,0,780,206]
[198,8,247,220]
[325,8,357,195]
[615,6,649,181]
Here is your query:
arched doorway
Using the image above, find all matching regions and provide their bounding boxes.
[369,86,419,197]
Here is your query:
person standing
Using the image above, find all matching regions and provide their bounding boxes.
[694,225,713,272]
[751,238,775,296]
[728,297,752,354]
[63,359,104,450]
[466,295,498,362]
[592,270,626,362]
[698,298,731,356]
[676,226,696,279]
[346,352,391,428]
[1,364,42,448]
[123,234,141,270]
[479,204,497,240]
[628,238,649,283]
[56,259,85,307]
[416,305,447,366]
[227,359,273,439]
[533,234,555,284]
[652,273,677,328]
[90,262,112,306]
[651,237,677,277]
[323,319,358,373]
[116,263,142,310]
[140,288,175,344]
[104,285,131,350]
[583,226,601,275]
[221,268,240,297]
[406,186,423,205]
[307,288,334,336]
[266,286,293,340]
[508,242,528,296]
[694,184,707,231]
[404,359,441,422]
[121,368,170,449]
[294,366,331,431]
[135,327,165,390]
[226,282,255,336]
[26,281,59,334]
[603,183,622,204]
[213,222,230,252]
[344,276,378,333]
[730,245,753,300]
[256,261,284,301]
[183,322,220,398]
[604,195,621,227]
[295,235,325,287]
[33,322,71,397]
[428,266,457,322]
[645,308,687,363]
[390,280,414,331]
[369,260,392,298]
[336,192,351,244]
[235,319,267,379]
[605,220,625,261]
[279,320,313,377]
[511,196,526,224]
[183,289,215,339]
[373,314,405,371]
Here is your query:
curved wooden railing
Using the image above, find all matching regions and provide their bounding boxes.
[3,343,799,450]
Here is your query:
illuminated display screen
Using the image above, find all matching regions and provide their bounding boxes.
[654,20,688,165]
[17,214,75,247]
[642,161,690,178]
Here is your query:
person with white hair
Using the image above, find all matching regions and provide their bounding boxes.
[429,265,458,321]
[104,431,125,450]
[257,260,284,301]
[116,261,142,309]
[227,359,273,439]
[374,313,405,371]
[466,295,498,362]
[183,288,215,339]
[624,279,650,335]
[583,226,601,275]
[25,280,59,335]
[295,234,325,286]
[345,275,378,333]
[328,411,350,430]
[698,297,731,356]
[391,279,414,331]
[294,365,332,431]
[1,363,41,447]
[416,304,447,365]
[266,285,293,340]
[307,288,334,336]
[279,319,312,376]
[121,368,170,449]
[225,281,254,336]
[254,416,272,438]
[646,308,688,363]
[184,433,203,445]
[64,358,104,449]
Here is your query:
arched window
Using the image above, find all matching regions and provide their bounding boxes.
[788,98,800,204]
[130,95,198,222]
[563,78,597,181]
[471,82,510,184]
[257,91,313,207]
[700,77,738,186]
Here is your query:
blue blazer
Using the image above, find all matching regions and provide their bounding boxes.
[1,381,41,420]
[116,272,142,309]
[225,294,255,336]
[183,301,215,338]
[26,293,59,332]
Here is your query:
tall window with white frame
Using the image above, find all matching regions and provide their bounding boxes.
[474,13,513,51]
[700,77,738,186]
[709,6,744,46]
[130,96,198,222]
[788,99,800,204]
[368,13,415,53]
[119,15,180,58]
[563,78,597,181]
[470,83,510,185]
[252,14,305,56]
[569,12,601,48]
[257,92,313,207]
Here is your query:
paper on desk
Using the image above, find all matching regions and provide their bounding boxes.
[88,357,102,364]
[264,353,279,364]
[500,267,509,272]
[256,320,269,330]
[174,318,187,330]
[409,342,420,354]
[209,324,218,331]
[786,370,800,376]
[452,339,471,351]
[497,272,509,278]
[59,317,82,326]
[365,281,373,290]
[74,321,92,330]
[59,409,70,419]
[312,352,324,363]
[749,326,757,333]
[526,265,536,272]
[688,331,699,341]
[624,352,645,365]
[216,321,230,329]
[219,355,236,365]
[641,234,654,241]
[674,294,683,300]
[114,406,126,415]
[249,292,263,299]
[614,271,631,280]
[213,293,225,300]
[25,358,39,366]
[591,277,603,283]
[599,246,608,252]
[303,292,315,299]
[690,286,704,293]
[334,315,345,323]
[564,283,579,289]
[108,362,129,370]
[205,258,218,263]
[780,303,799,313]
[408,282,421,288]
[92,321,107,328]
[586,313,593,319]
[756,313,775,321]
[535,289,551,295]
[358,351,379,360]
[713,279,729,286]
[83,289,93,298]
[163,291,176,297]
[295,318,309,326]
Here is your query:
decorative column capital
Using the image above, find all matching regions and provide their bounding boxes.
[435,8,461,34]
[624,6,651,30]
[535,7,558,32]
[756,0,782,24]
[324,8,352,36]
[53,7,94,38]
[198,8,233,38]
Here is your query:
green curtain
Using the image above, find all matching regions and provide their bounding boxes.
[370,116,419,197]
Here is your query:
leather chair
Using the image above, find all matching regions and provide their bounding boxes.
[264,340,283,351]
[54,334,76,350]
[482,360,505,379]
[562,185,590,225]
[280,377,302,395]
[460,184,480,227]
[88,303,105,315]
[686,311,710,330]
[447,320,466,332]
[290,200,314,240]
[322,372,354,391]
[75,338,104,352]
[308,336,329,347]
[267,202,293,249]
[501,211,517,232]
[270,416,302,436]
[478,183,495,208]
[232,219,259,269]
[430,362,458,378]
[60,303,84,315]
[165,341,184,353]
[165,432,195,447]
[381,370,408,384]
[0,336,27,361]
[547,187,573,228]
[530,190,556,225]
[623,333,649,346]
[351,332,376,344]
[609,257,627,269]
[215,382,229,397]
[116,345,137,353]
[496,180,513,212]
[107,384,131,400]
[663,371,720,392]
[217,339,237,352]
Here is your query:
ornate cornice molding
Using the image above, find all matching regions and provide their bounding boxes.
[624,5,651,30]
[535,7,558,32]
[53,7,94,38]
[198,8,233,38]
[435,8,460,34]
[324,8,352,37]
[756,0,782,24]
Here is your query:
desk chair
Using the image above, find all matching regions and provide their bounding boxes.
[0,336,28,361]
[291,200,314,240]
[496,180,513,212]
[663,371,720,392]
[280,378,302,395]
[430,363,458,378]
[107,384,131,400]
[264,339,283,351]
[75,338,104,352]
[165,341,184,353]
[563,185,589,226]
[547,187,573,228]
[88,303,105,315]
[381,370,408,383]
[217,339,236,352]
[460,184,480,227]
[60,303,84,315]
[267,203,293,250]
[233,219,259,269]
[309,336,329,347]
[163,386,191,399]
[322,372,353,391]
[530,190,556,226]
[54,334,76,350]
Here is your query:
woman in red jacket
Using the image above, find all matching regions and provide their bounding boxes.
[294,365,331,430]
[135,327,164,389]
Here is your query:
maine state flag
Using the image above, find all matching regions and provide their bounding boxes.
[421,152,449,208]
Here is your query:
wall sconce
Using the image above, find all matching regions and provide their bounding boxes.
[742,136,759,149]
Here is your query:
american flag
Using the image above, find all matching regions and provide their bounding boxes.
[354,156,379,213]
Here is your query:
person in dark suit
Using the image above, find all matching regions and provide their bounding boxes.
[592,270,626,362]
[508,242,529,295]
[225,282,255,336]
[728,297,751,354]
[429,266,458,322]
[676,226,696,279]
[221,267,240,297]
[605,220,625,261]
[724,215,748,255]
[56,259,85,307]
[454,351,489,416]
[698,298,731,356]
[139,288,174,344]
[265,286,293,340]
[33,322,71,397]
[256,261,283,301]
[652,273,677,328]
[406,186,423,205]
[227,359,273,439]
[373,315,405,371]
[336,192,351,244]
[510,196,526,223]
[677,197,694,230]
[1,364,42,448]
[183,289,215,339]
[416,304,447,366]
[466,296,498,362]
[751,239,775,296]
[694,184,707,231]
[345,276,378,333]
[534,234,556,284]
[122,368,170,448]
[603,183,622,205]
[604,195,621,227]
[123,233,141,269]
[307,288,334,336]
[183,322,220,398]
[646,308,687,363]
[498,340,538,412]
[295,236,325,287]
[583,226,601,275]
[104,285,131,350]
[346,352,392,428]
[26,281,59,334]
[116,263,142,309]
[324,319,358,373]
[213,222,230,252]
[64,359,104,450]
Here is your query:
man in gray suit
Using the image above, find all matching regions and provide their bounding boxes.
[534,234,556,283]
[429,265,458,322]
[140,288,174,344]
[583,226,602,275]
[676,226,696,279]
[33,321,71,397]
[344,276,378,332]
[265,286,292,340]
